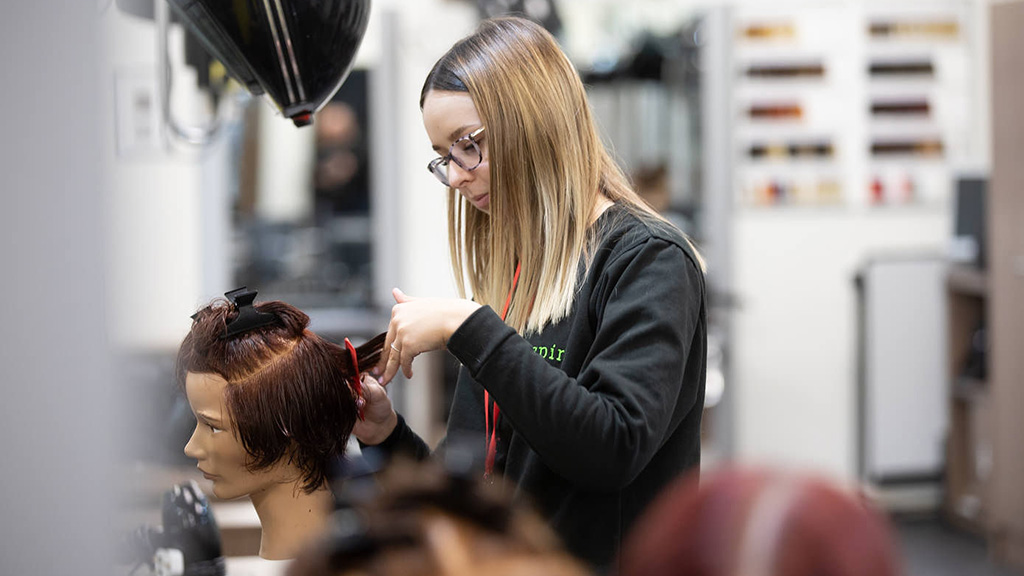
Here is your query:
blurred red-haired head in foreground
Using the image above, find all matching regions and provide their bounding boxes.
[618,466,903,576]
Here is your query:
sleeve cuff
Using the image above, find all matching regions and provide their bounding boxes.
[357,413,429,461]
[446,305,517,375]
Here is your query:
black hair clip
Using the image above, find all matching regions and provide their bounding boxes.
[221,287,278,339]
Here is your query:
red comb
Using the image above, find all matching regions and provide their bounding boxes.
[344,338,365,420]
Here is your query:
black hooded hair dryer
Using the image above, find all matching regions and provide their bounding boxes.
[166,0,371,127]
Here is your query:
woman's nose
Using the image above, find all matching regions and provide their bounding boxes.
[447,161,472,189]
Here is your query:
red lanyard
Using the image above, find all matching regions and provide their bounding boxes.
[484,261,521,480]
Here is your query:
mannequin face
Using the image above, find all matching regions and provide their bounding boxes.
[422,90,491,213]
[183,372,295,500]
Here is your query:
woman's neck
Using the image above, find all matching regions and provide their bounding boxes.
[591,194,614,224]
[249,481,333,560]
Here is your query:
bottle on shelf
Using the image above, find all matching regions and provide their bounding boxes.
[870,98,930,117]
[868,59,934,77]
[868,20,959,40]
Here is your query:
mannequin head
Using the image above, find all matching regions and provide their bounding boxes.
[177,296,384,500]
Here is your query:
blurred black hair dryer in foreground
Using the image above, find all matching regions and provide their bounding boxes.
[121,481,225,576]
[165,0,371,127]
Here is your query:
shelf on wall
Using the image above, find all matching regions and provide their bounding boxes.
[947,264,988,296]
[731,3,971,209]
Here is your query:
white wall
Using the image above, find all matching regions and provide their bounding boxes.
[719,0,986,479]
[731,210,950,476]
[102,7,231,351]
[361,0,477,305]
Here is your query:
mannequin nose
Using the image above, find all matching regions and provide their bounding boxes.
[184,429,203,460]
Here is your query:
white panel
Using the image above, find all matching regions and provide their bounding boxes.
[863,257,948,477]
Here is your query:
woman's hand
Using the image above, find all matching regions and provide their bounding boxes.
[374,288,480,385]
[352,374,398,445]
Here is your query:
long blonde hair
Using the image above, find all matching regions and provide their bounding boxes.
[421,17,701,334]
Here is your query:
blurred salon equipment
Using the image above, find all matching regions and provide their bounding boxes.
[121,481,226,576]
[164,0,370,128]
[116,0,371,143]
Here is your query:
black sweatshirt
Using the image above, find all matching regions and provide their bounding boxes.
[372,204,707,570]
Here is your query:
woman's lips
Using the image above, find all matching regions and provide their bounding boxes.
[470,193,489,210]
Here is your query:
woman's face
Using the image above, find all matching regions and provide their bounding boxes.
[183,372,292,500]
[421,90,491,213]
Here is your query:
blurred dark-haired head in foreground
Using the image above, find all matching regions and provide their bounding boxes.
[287,456,594,576]
[618,466,903,576]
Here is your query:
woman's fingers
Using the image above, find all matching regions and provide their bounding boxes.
[352,374,398,445]
[358,374,384,406]
[393,287,414,304]
[377,288,476,384]
[380,288,415,384]
[400,351,415,380]
[374,305,402,378]
[380,336,418,384]
[381,342,403,385]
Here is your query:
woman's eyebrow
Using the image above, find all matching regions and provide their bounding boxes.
[431,124,480,154]
[447,124,477,142]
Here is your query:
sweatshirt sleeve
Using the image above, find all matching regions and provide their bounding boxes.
[445,237,704,492]
[358,413,431,461]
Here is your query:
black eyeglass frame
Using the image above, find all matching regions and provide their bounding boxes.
[426,126,486,186]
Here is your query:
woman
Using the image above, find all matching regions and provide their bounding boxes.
[355,17,707,570]
[178,288,385,560]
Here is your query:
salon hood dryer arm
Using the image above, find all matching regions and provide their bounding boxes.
[164,0,371,127]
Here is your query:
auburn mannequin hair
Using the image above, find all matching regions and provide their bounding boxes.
[618,466,903,576]
[177,297,385,493]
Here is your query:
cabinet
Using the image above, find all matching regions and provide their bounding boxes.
[943,2,1024,569]
[944,264,989,533]
[987,1,1024,567]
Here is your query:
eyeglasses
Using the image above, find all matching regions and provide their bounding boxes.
[427,126,486,187]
